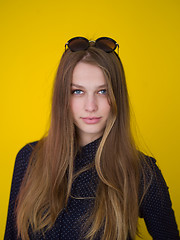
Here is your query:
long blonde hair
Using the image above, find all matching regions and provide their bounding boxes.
[16,46,149,239]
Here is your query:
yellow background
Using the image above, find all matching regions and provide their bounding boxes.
[0,0,180,238]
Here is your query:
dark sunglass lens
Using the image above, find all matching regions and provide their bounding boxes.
[68,38,89,52]
[96,38,116,53]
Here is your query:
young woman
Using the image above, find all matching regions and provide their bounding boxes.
[4,37,179,240]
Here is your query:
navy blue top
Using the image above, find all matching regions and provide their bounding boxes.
[4,139,180,239]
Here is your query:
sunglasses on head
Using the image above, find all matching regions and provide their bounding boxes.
[65,37,119,54]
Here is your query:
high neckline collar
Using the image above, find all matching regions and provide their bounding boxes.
[80,137,102,151]
[74,137,102,170]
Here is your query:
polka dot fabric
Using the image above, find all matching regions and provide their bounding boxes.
[4,139,180,239]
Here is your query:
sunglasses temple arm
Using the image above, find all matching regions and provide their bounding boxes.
[116,44,119,55]
[65,43,68,51]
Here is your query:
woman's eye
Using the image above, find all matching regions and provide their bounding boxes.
[98,89,107,95]
[72,89,84,95]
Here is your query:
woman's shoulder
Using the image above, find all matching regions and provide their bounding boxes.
[15,141,38,164]
[138,152,169,197]
[13,141,38,181]
[139,152,159,176]
[16,141,38,157]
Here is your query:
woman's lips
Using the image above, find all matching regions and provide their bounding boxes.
[81,117,101,124]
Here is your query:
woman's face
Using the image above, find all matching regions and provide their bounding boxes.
[71,62,111,146]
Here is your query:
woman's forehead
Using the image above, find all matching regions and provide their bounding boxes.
[72,62,106,87]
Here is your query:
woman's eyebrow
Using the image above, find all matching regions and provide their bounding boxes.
[71,83,107,88]
[97,84,107,88]
[71,83,85,88]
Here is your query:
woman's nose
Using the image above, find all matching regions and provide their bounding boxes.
[85,95,98,112]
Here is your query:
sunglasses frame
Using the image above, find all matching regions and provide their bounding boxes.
[65,36,119,54]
